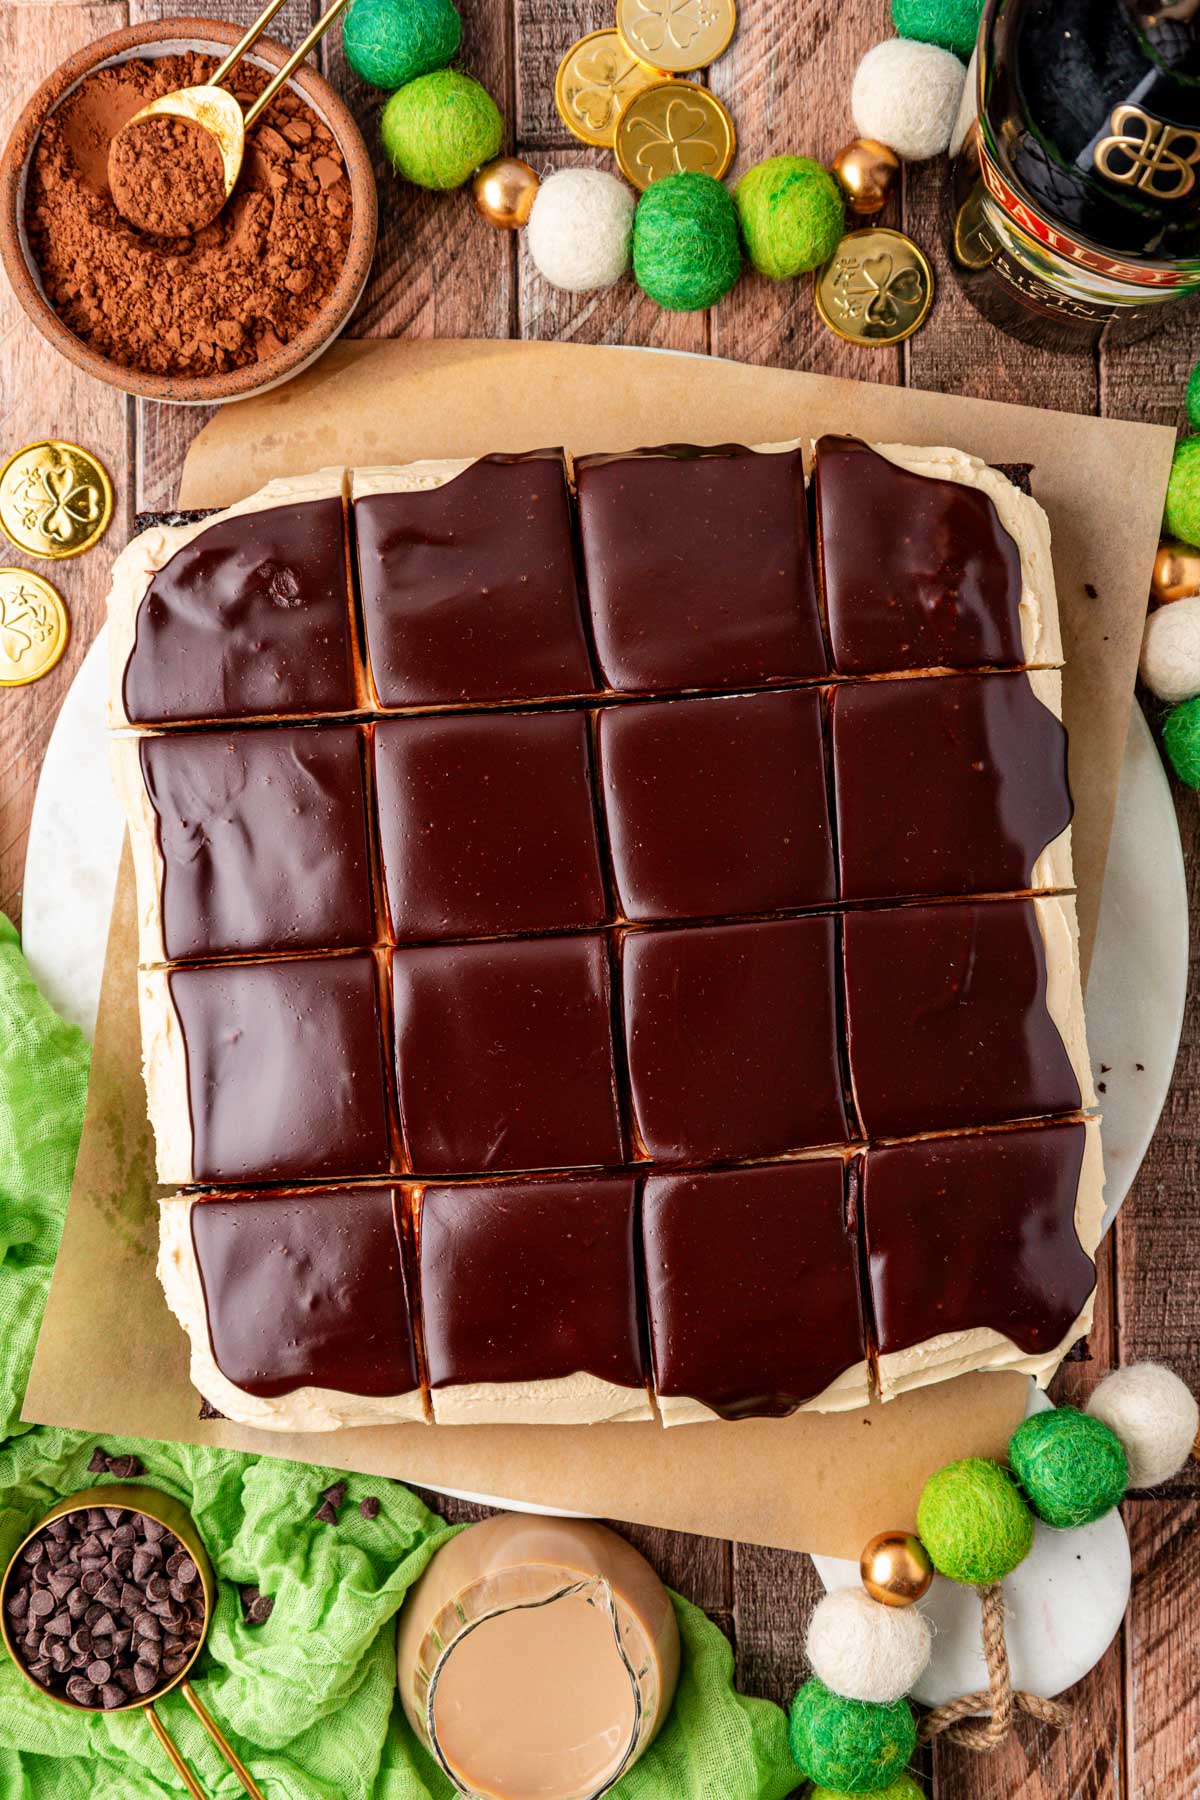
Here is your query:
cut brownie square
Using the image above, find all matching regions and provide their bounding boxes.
[373,710,607,942]
[620,918,848,1162]
[597,689,835,922]
[118,484,359,724]
[185,1188,421,1406]
[830,671,1073,903]
[642,1159,868,1424]
[142,953,394,1184]
[575,445,827,692]
[815,436,1057,675]
[119,724,376,962]
[390,936,624,1174]
[352,453,595,707]
[842,897,1092,1139]
[862,1118,1104,1398]
[417,1175,650,1423]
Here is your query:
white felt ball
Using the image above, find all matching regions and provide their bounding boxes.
[851,38,967,161]
[805,1586,932,1703]
[1139,593,1200,702]
[525,168,634,294]
[1087,1364,1199,1489]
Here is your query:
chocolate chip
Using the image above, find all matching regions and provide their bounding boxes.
[141,1518,166,1543]
[174,1558,197,1588]
[359,1496,380,1520]
[43,1613,71,1638]
[144,1573,169,1602]
[134,1661,160,1694]
[65,1676,96,1706]
[87,1449,109,1474]
[314,1501,338,1525]
[103,1509,125,1528]
[48,1570,76,1602]
[28,1589,54,1618]
[161,1653,188,1678]
[69,1627,92,1656]
[89,1610,116,1639]
[66,1587,88,1621]
[107,1458,142,1481]
[86,1658,112,1685]
[320,1481,346,1510]
[197,1398,225,1421]
[22,1541,44,1565]
[26,1661,52,1686]
[5,1588,28,1620]
[100,1683,125,1710]
[246,1593,274,1625]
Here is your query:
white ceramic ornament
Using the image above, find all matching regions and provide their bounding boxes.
[851,38,967,161]
[525,168,634,293]
[1087,1363,1199,1488]
[1139,593,1200,702]
[806,1586,931,1703]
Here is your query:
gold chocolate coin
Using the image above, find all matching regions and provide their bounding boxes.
[615,81,735,191]
[555,29,665,148]
[0,440,113,561]
[0,569,69,686]
[815,227,935,347]
[616,0,737,75]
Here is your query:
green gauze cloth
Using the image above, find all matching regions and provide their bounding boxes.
[0,914,798,1798]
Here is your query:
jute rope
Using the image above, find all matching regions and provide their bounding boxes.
[918,1584,1071,1752]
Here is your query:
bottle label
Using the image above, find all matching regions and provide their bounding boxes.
[1094,105,1200,201]
[978,138,1200,288]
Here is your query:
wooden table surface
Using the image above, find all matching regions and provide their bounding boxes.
[3,2,1198,1794]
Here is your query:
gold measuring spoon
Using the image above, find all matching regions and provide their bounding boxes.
[2,1484,265,1800]
[108,0,353,233]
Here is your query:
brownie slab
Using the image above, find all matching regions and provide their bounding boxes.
[620,918,848,1162]
[642,1160,868,1424]
[830,670,1073,902]
[111,473,359,725]
[353,454,595,708]
[842,896,1092,1139]
[391,935,624,1174]
[417,1175,650,1424]
[576,444,827,692]
[815,437,1059,674]
[597,689,835,922]
[373,710,607,941]
[116,724,376,962]
[142,953,394,1185]
[162,1188,423,1428]
[862,1118,1104,1397]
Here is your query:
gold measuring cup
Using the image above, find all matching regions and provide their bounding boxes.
[1,1484,265,1800]
[112,0,353,229]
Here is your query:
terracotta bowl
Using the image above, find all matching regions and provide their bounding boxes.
[0,19,377,405]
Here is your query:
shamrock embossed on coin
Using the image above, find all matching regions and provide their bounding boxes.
[0,441,113,560]
[0,569,70,686]
[616,0,737,73]
[555,29,664,147]
[815,227,935,347]
[614,82,735,189]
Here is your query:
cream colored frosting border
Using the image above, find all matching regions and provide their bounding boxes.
[106,467,348,730]
[1037,893,1096,1110]
[1027,668,1075,892]
[157,1200,426,1430]
[657,1358,873,1429]
[111,735,168,966]
[431,1375,654,1427]
[869,441,1062,668]
[874,1114,1105,1400]
[139,968,193,1186]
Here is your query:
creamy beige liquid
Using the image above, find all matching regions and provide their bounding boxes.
[397,1516,680,1800]
[432,1589,638,1799]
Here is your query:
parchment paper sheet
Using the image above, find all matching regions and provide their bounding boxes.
[22,341,1175,1556]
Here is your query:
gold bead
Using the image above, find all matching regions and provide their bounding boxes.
[860,1530,934,1607]
[472,157,540,230]
[1151,538,1200,606]
[830,138,900,216]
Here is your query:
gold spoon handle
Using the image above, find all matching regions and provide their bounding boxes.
[181,1682,268,1800]
[243,0,356,128]
[144,1704,208,1800]
[209,0,296,90]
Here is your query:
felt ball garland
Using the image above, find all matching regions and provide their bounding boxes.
[783,1369,1196,1782]
[344,0,970,316]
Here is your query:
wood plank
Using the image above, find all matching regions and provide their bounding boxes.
[709,0,902,383]
[0,2,132,930]
[516,0,610,150]
[1124,1498,1200,1796]
[731,1540,824,1713]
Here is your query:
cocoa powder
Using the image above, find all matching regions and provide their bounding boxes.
[26,53,354,378]
[108,113,227,237]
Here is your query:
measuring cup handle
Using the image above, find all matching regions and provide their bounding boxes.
[181,1682,268,1800]
[144,1703,208,1799]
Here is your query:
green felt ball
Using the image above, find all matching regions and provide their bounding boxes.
[1009,1407,1129,1528]
[1165,435,1200,548]
[810,1779,925,1800]
[788,1679,916,1794]
[734,155,844,280]
[916,1458,1034,1585]
[379,70,502,191]
[632,172,742,312]
[1187,359,1200,432]
[342,0,461,91]
[892,0,985,57]
[1163,694,1200,787]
